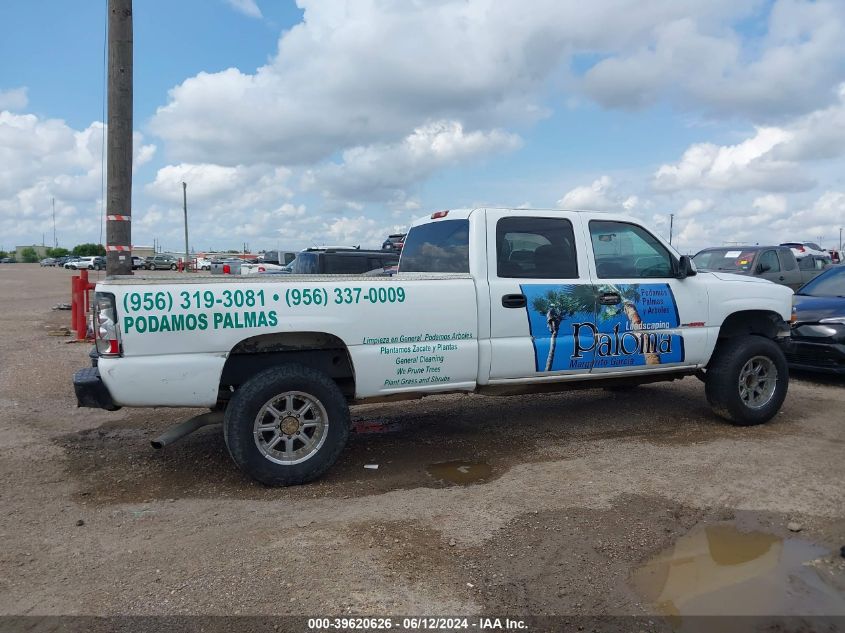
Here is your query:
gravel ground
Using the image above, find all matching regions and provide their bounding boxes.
[1,264,843,623]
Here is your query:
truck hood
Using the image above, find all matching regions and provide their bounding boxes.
[707,271,770,284]
[792,294,845,324]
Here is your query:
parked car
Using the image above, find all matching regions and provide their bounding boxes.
[798,254,832,273]
[66,256,103,271]
[692,246,824,290]
[131,256,146,270]
[262,250,298,266]
[63,257,81,269]
[209,257,245,275]
[382,233,406,251]
[1,257,16,263]
[780,242,828,259]
[288,248,400,274]
[193,256,212,271]
[145,254,179,270]
[782,265,845,374]
[828,249,841,264]
[39,258,57,267]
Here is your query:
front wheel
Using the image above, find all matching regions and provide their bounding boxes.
[705,335,788,426]
[147,264,155,270]
[170,264,177,270]
[224,364,350,486]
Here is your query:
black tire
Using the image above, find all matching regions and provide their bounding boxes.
[224,364,350,486]
[170,264,177,270]
[705,335,788,426]
[147,264,155,270]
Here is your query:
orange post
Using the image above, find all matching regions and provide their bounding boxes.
[71,270,96,340]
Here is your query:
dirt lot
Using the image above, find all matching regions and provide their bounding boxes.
[1,264,843,624]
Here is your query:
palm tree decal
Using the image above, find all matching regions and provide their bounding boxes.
[597,283,661,365]
[530,285,596,371]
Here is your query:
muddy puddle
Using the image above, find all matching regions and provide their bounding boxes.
[632,523,845,626]
[426,461,492,485]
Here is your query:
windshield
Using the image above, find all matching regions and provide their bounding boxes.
[797,266,845,297]
[692,249,757,272]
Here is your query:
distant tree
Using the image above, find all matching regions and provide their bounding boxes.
[47,247,70,258]
[72,243,106,256]
[20,247,40,263]
[0,250,7,259]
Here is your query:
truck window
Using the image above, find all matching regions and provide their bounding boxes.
[758,250,780,273]
[777,249,796,271]
[324,255,369,274]
[496,217,578,279]
[291,252,319,274]
[589,220,673,278]
[399,219,469,273]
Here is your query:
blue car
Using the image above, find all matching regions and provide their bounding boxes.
[782,266,845,374]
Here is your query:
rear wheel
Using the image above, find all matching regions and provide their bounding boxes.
[705,335,788,426]
[224,364,350,486]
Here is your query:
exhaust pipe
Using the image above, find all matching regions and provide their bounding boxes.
[151,411,224,449]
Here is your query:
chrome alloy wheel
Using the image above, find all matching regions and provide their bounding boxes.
[738,355,778,410]
[253,391,329,465]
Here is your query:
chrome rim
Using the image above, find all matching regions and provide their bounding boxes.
[738,355,778,409]
[253,391,328,465]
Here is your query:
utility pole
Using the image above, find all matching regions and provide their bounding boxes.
[669,213,674,245]
[105,0,133,276]
[52,197,57,248]
[839,227,843,252]
[182,182,189,271]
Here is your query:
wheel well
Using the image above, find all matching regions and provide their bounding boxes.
[717,310,787,341]
[219,332,355,400]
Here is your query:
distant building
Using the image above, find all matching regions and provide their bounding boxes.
[133,245,155,258]
[15,245,48,260]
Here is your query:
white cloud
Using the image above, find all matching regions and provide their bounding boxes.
[752,194,788,216]
[557,176,639,212]
[654,84,845,194]
[653,127,813,192]
[583,0,845,119]
[677,198,713,218]
[151,0,840,170]
[0,111,155,247]
[225,0,262,19]
[0,87,28,111]
[305,120,521,204]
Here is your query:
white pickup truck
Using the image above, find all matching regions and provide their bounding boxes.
[74,208,793,486]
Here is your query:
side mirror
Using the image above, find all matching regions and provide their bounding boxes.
[676,255,696,279]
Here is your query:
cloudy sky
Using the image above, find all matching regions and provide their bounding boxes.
[1,0,845,254]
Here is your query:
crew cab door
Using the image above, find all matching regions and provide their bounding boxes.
[583,218,709,373]
[755,248,800,289]
[486,210,596,380]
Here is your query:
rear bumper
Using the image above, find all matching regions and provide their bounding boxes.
[73,367,121,410]
[780,339,845,375]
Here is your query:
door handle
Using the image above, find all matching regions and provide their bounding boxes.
[599,292,621,306]
[502,294,526,309]
[779,276,785,281]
